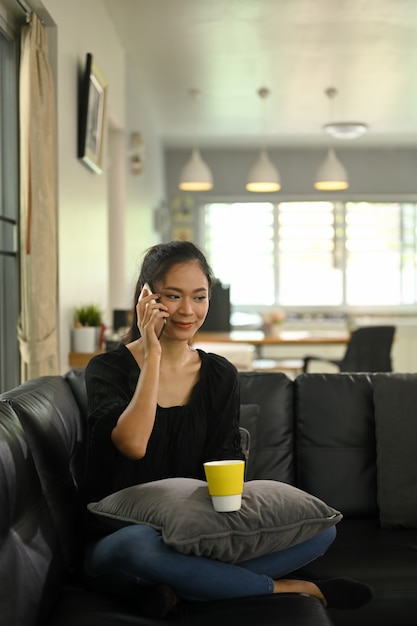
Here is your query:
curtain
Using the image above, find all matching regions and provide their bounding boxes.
[18,14,59,381]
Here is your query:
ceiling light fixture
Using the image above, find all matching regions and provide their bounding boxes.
[314,147,349,191]
[246,87,281,193]
[178,88,213,192]
[322,87,368,140]
[314,88,350,191]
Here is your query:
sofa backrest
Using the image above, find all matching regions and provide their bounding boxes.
[238,371,295,484]
[1,376,85,574]
[0,401,67,626]
[65,368,88,419]
[294,373,378,518]
[372,373,417,529]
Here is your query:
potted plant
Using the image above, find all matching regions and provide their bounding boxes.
[72,305,103,353]
[74,305,102,328]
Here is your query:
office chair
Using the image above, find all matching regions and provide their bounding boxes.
[303,325,396,373]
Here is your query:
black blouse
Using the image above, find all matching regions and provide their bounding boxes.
[82,344,243,506]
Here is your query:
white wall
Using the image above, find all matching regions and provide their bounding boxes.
[124,68,165,302]
[41,0,164,373]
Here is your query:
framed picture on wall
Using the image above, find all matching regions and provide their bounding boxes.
[78,53,108,174]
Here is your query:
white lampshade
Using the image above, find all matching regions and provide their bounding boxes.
[314,147,349,191]
[246,149,281,192]
[178,148,213,191]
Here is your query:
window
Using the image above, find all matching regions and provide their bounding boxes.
[277,201,342,306]
[345,202,402,305]
[201,201,417,311]
[0,24,19,391]
[204,203,275,306]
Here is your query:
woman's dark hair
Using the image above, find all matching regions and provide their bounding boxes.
[125,241,214,342]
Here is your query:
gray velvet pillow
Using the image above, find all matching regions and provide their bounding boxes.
[87,477,342,563]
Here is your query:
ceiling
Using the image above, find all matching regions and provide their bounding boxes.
[104,0,417,149]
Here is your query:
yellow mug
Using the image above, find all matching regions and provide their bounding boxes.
[203,460,245,512]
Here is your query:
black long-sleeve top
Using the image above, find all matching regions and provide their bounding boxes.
[82,344,243,511]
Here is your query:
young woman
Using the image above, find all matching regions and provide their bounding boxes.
[82,241,373,617]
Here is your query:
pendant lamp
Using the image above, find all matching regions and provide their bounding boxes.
[178,148,213,191]
[322,87,368,140]
[314,87,359,191]
[246,88,281,193]
[178,89,213,192]
[247,149,281,192]
[314,147,349,191]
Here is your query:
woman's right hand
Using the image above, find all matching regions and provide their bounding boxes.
[136,286,168,352]
[112,286,167,459]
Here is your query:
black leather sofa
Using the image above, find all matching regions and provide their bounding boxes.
[1,369,416,626]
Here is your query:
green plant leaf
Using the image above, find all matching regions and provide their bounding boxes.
[74,304,102,327]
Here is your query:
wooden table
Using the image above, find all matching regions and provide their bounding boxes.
[69,350,103,369]
[195,329,350,345]
[69,329,350,369]
[194,329,350,357]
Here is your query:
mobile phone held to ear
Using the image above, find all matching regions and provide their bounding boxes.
[140,283,166,339]
[141,283,156,304]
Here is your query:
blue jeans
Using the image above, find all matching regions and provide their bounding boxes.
[84,525,336,602]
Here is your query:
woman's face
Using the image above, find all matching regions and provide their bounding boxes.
[155,260,209,340]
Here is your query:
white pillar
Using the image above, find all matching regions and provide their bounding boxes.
[107,126,127,315]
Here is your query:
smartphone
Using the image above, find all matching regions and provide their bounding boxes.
[142,282,156,304]
[140,282,166,339]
